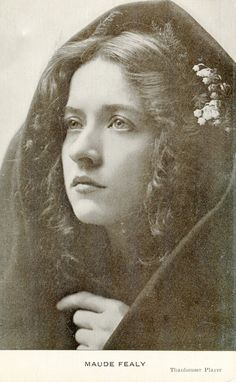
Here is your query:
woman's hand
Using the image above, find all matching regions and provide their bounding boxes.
[57,291,129,350]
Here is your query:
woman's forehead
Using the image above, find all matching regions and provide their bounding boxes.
[66,57,143,114]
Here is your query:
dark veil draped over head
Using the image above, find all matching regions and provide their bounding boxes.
[0,0,235,349]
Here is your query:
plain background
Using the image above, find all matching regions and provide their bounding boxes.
[0,0,236,165]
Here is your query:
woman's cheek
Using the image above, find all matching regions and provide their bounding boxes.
[108,143,152,200]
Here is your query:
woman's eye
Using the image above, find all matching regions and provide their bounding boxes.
[108,117,133,131]
[64,118,83,131]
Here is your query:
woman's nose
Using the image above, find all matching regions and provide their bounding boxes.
[69,126,102,168]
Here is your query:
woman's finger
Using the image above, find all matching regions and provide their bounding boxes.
[77,344,90,350]
[75,328,93,346]
[75,328,107,349]
[73,310,100,329]
[57,291,108,312]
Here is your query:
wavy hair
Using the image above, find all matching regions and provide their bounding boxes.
[24,28,233,261]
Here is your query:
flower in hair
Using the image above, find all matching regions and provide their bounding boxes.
[193,63,231,131]
[192,64,205,72]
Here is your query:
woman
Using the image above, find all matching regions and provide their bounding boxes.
[0,0,235,349]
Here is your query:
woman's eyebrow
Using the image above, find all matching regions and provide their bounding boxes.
[102,104,141,115]
[64,106,85,116]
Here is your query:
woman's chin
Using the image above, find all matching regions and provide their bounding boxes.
[72,200,109,226]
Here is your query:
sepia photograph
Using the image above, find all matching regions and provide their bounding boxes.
[0,0,235,379]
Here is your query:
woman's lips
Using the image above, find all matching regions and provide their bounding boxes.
[74,184,103,193]
[71,176,106,194]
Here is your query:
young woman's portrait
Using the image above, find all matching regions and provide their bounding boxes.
[0,0,235,350]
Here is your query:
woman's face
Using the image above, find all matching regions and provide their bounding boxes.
[62,57,157,227]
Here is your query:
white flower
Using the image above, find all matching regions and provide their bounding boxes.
[209,100,220,107]
[213,119,221,126]
[202,77,211,85]
[193,65,200,72]
[210,92,218,99]
[196,68,213,77]
[220,82,231,93]
[211,108,220,119]
[202,104,220,121]
[197,117,206,125]
[193,109,202,118]
[193,63,206,72]
[208,84,218,92]
[202,106,213,121]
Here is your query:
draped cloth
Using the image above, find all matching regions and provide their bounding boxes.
[0,0,235,349]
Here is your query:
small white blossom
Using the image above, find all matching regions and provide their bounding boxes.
[210,92,218,99]
[213,119,221,126]
[211,108,220,119]
[193,63,206,72]
[202,104,220,121]
[196,68,213,77]
[202,106,214,121]
[193,109,202,118]
[197,117,206,125]
[193,65,200,72]
[202,77,211,85]
[220,82,231,93]
[208,84,218,92]
[209,100,219,107]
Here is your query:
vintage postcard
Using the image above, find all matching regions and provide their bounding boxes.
[0,0,235,380]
